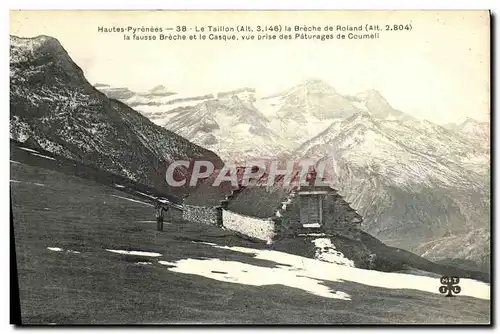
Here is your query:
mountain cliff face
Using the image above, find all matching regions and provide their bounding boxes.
[417,227,490,273]
[98,84,286,161]
[10,35,223,196]
[293,112,490,271]
[96,84,177,108]
[444,117,490,145]
[164,95,285,161]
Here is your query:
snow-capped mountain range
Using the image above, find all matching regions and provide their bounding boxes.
[99,78,427,161]
[96,78,490,272]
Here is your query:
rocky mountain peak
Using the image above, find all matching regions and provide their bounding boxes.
[356,89,385,102]
[300,79,337,95]
[10,34,224,197]
[459,117,486,128]
[225,94,246,107]
[354,89,395,119]
[11,35,64,57]
[10,35,86,87]
[456,117,490,144]
[145,85,175,97]
[345,110,377,125]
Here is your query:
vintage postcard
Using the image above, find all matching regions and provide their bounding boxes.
[9,10,490,325]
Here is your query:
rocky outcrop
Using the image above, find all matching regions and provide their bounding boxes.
[10,35,223,196]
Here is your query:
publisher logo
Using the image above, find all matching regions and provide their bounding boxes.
[439,276,461,297]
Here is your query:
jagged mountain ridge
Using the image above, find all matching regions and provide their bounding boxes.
[255,79,417,146]
[444,117,490,145]
[163,95,286,161]
[261,79,360,121]
[99,83,282,161]
[97,83,257,129]
[10,35,223,196]
[96,84,176,105]
[99,79,419,160]
[417,227,490,273]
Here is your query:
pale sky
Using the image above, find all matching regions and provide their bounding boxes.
[10,10,490,124]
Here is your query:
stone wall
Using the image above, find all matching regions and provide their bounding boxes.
[182,191,362,243]
[222,210,276,243]
[273,194,301,240]
[182,205,221,226]
[322,193,362,240]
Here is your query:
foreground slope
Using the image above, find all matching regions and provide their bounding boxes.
[11,156,489,324]
[10,35,223,196]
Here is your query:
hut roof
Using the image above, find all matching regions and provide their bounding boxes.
[225,167,360,220]
[226,183,295,218]
[183,170,233,206]
[184,164,363,224]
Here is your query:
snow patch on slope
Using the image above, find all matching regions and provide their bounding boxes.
[312,238,355,267]
[159,242,489,300]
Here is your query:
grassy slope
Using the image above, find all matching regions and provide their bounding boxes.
[10,139,183,205]
[10,157,490,324]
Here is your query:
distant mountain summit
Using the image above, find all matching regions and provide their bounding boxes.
[296,78,338,95]
[143,85,176,97]
[96,86,137,100]
[217,87,256,101]
[444,117,490,145]
[262,79,359,122]
[95,84,176,101]
[349,89,412,121]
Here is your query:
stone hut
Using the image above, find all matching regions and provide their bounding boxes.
[181,165,363,244]
[220,167,363,243]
